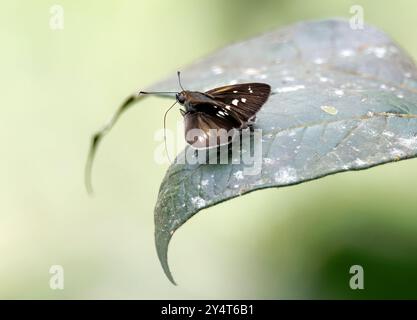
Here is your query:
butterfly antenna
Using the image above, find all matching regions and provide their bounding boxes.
[177,71,185,91]
[139,91,177,95]
[163,100,178,164]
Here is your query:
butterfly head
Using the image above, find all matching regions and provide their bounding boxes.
[175,91,187,105]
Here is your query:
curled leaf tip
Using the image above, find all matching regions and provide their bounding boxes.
[155,230,177,285]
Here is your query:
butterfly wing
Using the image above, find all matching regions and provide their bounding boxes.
[205,83,271,122]
[184,110,241,149]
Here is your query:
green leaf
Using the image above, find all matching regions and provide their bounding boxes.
[152,19,417,284]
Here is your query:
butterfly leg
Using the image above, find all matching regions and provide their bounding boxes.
[247,115,256,126]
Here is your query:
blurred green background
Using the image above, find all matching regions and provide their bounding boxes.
[1,0,417,299]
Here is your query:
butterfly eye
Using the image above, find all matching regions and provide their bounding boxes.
[176,93,186,104]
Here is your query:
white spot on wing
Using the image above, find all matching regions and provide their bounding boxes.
[225,105,231,110]
[232,99,239,106]
[241,98,247,103]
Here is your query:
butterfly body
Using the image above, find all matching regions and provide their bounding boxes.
[176,91,213,112]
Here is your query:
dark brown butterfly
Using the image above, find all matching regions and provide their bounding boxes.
[85,72,271,193]
[177,81,271,149]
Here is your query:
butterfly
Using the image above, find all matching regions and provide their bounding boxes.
[177,81,271,149]
[85,72,271,193]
